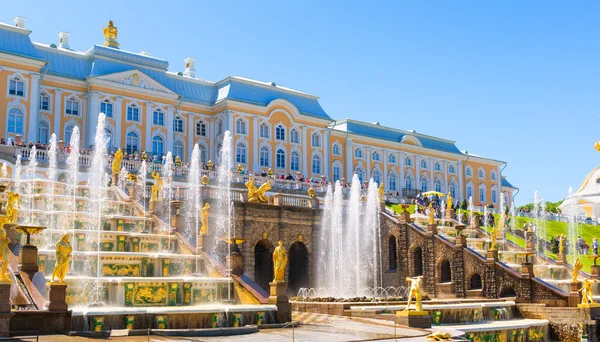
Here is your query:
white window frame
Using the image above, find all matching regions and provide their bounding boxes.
[311,132,321,147]
[478,167,485,179]
[291,151,300,171]
[388,154,396,164]
[65,97,80,116]
[127,104,140,121]
[372,169,382,185]
[448,165,456,174]
[153,110,165,126]
[196,120,207,136]
[354,148,363,159]
[7,107,24,134]
[100,100,113,118]
[126,131,139,153]
[491,170,497,181]
[8,75,26,97]
[372,151,380,161]
[173,115,184,133]
[312,154,322,174]
[259,123,270,138]
[434,162,441,171]
[420,159,427,169]
[152,135,165,156]
[236,142,247,164]
[405,157,413,167]
[260,146,270,167]
[465,166,473,177]
[355,166,365,183]
[40,93,50,111]
[388,172,397,191]
[276,149,286,169]
[236,118,248,135]
[38,120,49,144]
[332,143,341,156]
[275,125,285,141]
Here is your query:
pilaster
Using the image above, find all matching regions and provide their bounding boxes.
[166,105,175,153]
[87,91,100,148]
[27,73,41,142]
[145,102,153,153]
[114,96,123,149]
[53,89,63,139]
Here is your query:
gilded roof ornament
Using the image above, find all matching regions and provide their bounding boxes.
[103,20,119,48]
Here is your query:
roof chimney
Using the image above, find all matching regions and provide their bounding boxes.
[58,32,70,49]
[13,16,26,29]
[140,50,152,56]
[183,57,196,78]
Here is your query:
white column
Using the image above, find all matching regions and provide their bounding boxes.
[210,117,216,162]
[415,156,421,191]
[87,92,100,148]
[301,126,308,176]
[365,147,371,182]
[166,105,174,153]
[458,161,464,200]
[399,152,405,191]
[429,157,434,190]
[114,96,123,149]
[187,114,195,160]
[443,161,449,194]
[253,116,259,171]
[27,73,41,142]
[53,89,63,140]
[145,102,153,153]
[323,130,330,179]
[383,150,388,189]
[346,141,353,180]
[228,111,234,134]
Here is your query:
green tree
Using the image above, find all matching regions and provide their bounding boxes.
[460,199,467,210]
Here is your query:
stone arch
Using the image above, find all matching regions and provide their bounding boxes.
[288,241,309,296]
[439,259,451,283]
[469,273,482,290]
[412,246,423,276]
[388,235,397,271]
[500,286,517,298]
[254,239,274,292]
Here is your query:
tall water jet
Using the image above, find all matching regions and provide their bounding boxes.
[13,155,21,195]
[468,196,474,226]
[567,187,578,263]
[483,205,489,228]
[316,182,344,293]
[346,174,362,296]
[47,134,58,245]
[117,167,129,193]
[365,178,382,291]
[160,152,173,234]
[136,160,148,233]
[499,193,506,250]
[184,144,202,247]
[25,146,38,225]
[0,162,7,180]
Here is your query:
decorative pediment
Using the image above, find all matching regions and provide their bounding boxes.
[90,70,177,98]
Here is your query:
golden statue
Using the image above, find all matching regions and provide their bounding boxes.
[6,192,20,224]
[102,20,119,48]
[52,234,72,283]
[151,171,163,200]
[446,192,453,210]
[246,178,270,203]
[428,202,435,225]
[558,234,566,254]
[207,160,214,170]
[573,258,583,282]
[595,140,600,153]
[378,183,385,203]
[0,227,10,283]
[127,172,137,183]
[175,156,182,167]
[273,240,288,282]
[200,203,210,235]
[268,168,273,177]
[141,151,148,161]
[111,148,123,175]
[404,276,427,312]
[237,164,243,174]
[307,187,315,198]
[580,279,596,304]
[489,226,498,250]
[426,332,452,341]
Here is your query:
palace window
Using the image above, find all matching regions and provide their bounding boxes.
[355,167,365,183]
[64,125,76,144]
[127,105,139,121]
[420,159,428,169]
[236,119,247,135]
[492,189,497,203]
[290,129,299,143]
[435,162,441,171]
[217,120,223,135]
[478,168,484,178]
[104,128,113,152]
[126,131,139,153]
[388,154,396,164]
[421,177,428,192]
[354,148,363,159]
[372,151,380,161]
[291,151,300,171]
[449,182,457,199]
[66,97,79,116]
[479,185,486,202]
[38,121,49,144]
[405,175,413,190]
[152,136,164,157]
[389,172,397,191]
[405,157,413,166]
[196,120,207,136]
[276,149,286,169]
[174,141,184,162]
[435,179,443,193]
[332,144,341,156]
[466,184,474,199]
[372,170,381,185]
[7,108,23,133]
[449,165,456,174]
[199,145,207,163]
[333,166,341,182]
[153,110,164,126]
[260,146,270,167]
[100,101,113,118]
[236,143,247,164]
[9,77,24,96]
[491,171,497,181]
[173,115,183,133]
[259,123,269,138]
[311,133,321,147]
[466,166,473,177]
[312,155,321,174]
[40,94,49,111]
[275,125,285,141]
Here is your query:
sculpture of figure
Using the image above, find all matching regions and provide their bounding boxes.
[272,240,288,282]
[580,278,596,305]
[558,235,565,254]
[573,258,583,282]
[175,156,182,167]
[112,148,123,175]
[0,227,10,282]
[207,160,214,170]
[268,168,273,177]
[246,178,271,203]
[307,187,315,198]
[141,151,148,161]
[52,234,72,283]
[151,171,163,200]
[404,276,427,311]
[102,20,119,48]
[446,193,453,210]
[200,203,210,235]
[237,164,243,174]
[378,183,385,203]
[489,226,498,250]
[428,202,435,225]
[6,192,20,224]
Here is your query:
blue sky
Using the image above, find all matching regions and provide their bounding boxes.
[3,1,599,205]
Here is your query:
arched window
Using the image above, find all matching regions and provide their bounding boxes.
[100,100,113,117]
[449,181,458,199]
[40,93,50,111]
[236,143,247,163]
[389,236,397,271]
[290,129,299,143]
[448,165,456,174]
[420,159,427,169]
[332,144,341,155]
[435,162,441,171]
[435,179,444,193]
[38,121,49,144]
[196,120,207,136]
[65,125,76,145]
[276,149,286,169]
[354,148,363,159]
[388,172,397,191]
[491,187,497,203]
[199,145,207,163]
[104,128,113,152]
[466,166,472,177]
[174,141,184,162]
[491,170,497,181]
[127,104,139,121]
[65,97,79,116]
[413,247,423,276]
[388,154,396,164]
[152,136,164,156]
[479,184,486,202]
[466,182,474,200]
[405,175,414,189]
[333,165,341,181]
[7,108,23,133]
[260,146,270,167]
[311,133,321,147]
[372,170,381,185]
[470,274,482,290]
[259,123,269,138]
[9,77,24,96]
[312,155,321,174]
[421,177,428,192]
[478,168,485,179]
[173,115,183,133]
[236,119,247,134]
[217,120,223,135]
[372,151,380,161]
[126,131,139,153]
[153,110,164,126]
[291,151,300,171]
[275,125,285,141]
[405,157,413,166]
[355,167,365,183]
[440,260,451,283]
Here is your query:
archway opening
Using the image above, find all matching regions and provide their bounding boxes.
[413,247,423,276]
[389,236,397,271]
[254,240,274,293]
[500,287,517,298]
[440,260,451,283]
[288,241,309,296]
[470,273,482,290]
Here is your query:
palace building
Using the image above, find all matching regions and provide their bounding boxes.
[0,17,516,206]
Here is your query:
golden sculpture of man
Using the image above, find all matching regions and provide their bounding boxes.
[573,258,583,282]
[428,202,435,225]
[112,148,123,175]
[200,203,210,235]
[52,234,72,283]
[378,183,385,203]
[246,178,271,203]
[0,227,10,283]
[580,279,596,305]
[102,20,119,48]
[446,192,453,210]
[489,227,498,250]
[307,187,315,198]
[272,240,288,282]
[151,171,163,200]
[558,235,565,254]
[6,192,20,224]
[404,276,427,312]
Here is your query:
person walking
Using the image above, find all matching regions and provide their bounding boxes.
[593,238,599,255]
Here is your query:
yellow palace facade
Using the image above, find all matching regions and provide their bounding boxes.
[0,17,517,206]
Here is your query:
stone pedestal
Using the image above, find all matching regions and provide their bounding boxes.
[112,173,118,187]
[399,211,412,223]
[470,219,480,230]
[556,253,566,266]
[19,244,39,279]
[526,240,535,254]
[227,253,244,276]
[268,282,291,323]
[445,208,454,220]
[309,197,320,209]
[568,281,582,307]
[0,282,11,313]
[48,283,68,312]
[426,224,438,235]
[487,249,498,262]
[521,262,534,278]
[455,235,467,248]
[395,310,432,328]
[591,265,600,279]
[128,184,136,199]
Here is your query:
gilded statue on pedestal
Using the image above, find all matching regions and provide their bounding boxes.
[175,156,182,167]
[573,258,583,282]
[0,227,10,283]
[428,202,435,225]
[404,276,427,312]
[489,227,498,250]
[102,20,119,48]
[151,171,163,200]
[52,234,72,283]
[200,203,210,235]
[307,187,315,198]
[272,240,288,282]
[378,183,385,203]
[6,192,20,224]
[112,148,123,175]
[246,178,271,203]
[580,279,596,305]
[446,192,453,210]
[558,234,566,254]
